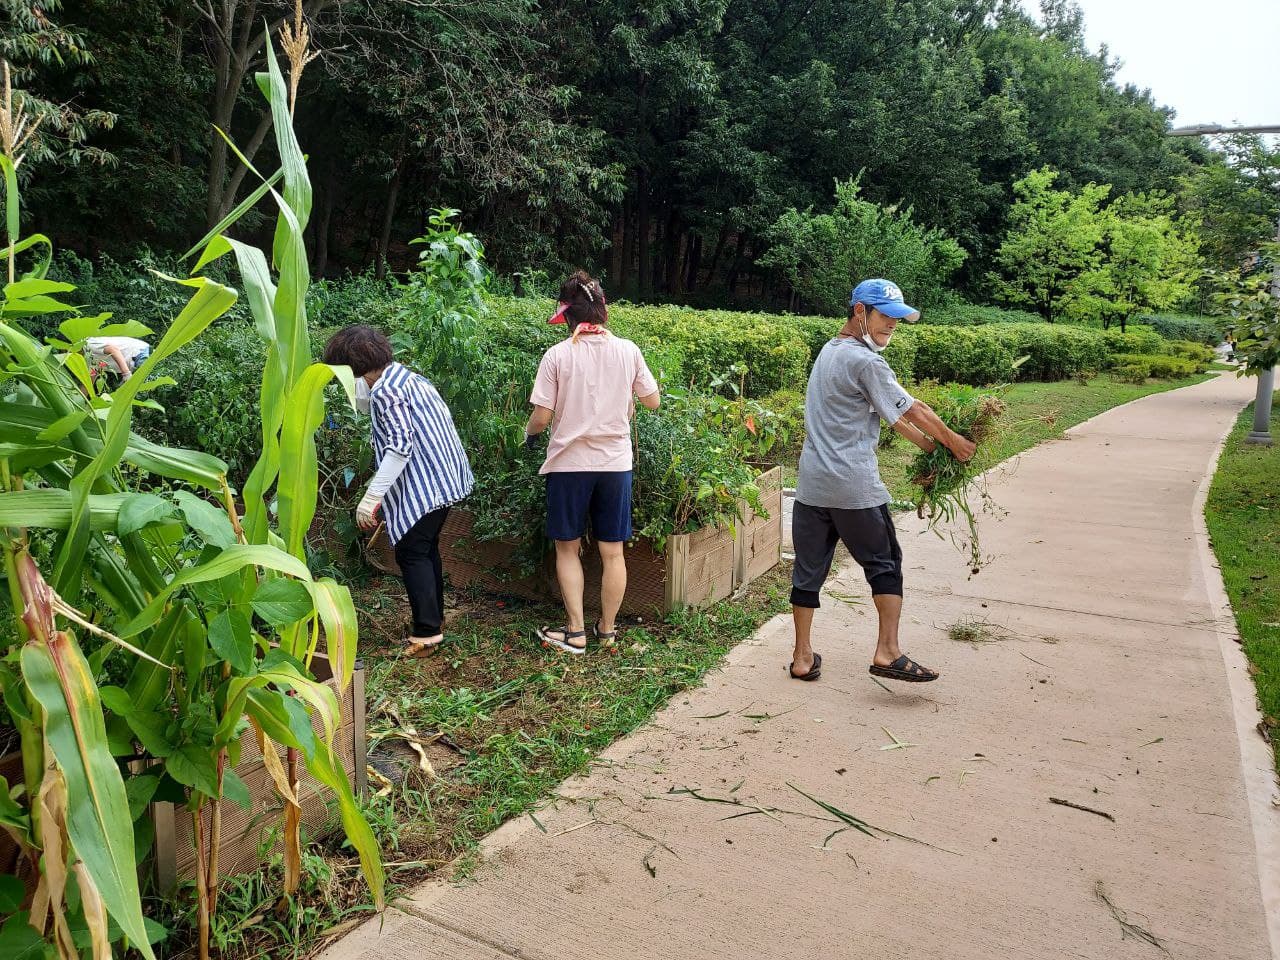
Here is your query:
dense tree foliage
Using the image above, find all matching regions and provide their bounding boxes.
[990,167,1201,329]
[761,178,966,315]
[1180,134,1280,273]
[5,0,1256,307]
[989,167,1109,322]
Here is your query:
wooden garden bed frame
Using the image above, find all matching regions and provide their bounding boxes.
[151,652,366,893]
[368,466,784,618]
[0,653,366,899]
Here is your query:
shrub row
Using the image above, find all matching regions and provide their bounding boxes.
[921,302,1045,326]
[1108,353,1200,382]
[488,298,812,397]
[487,299,1205,392]
[1138,313,1224,346]
[98,277,1217,484]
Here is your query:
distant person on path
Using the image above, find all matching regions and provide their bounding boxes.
[789,279,975,683]
[86,334,150,383]
[323,325,474,657]
[525,271,660,654]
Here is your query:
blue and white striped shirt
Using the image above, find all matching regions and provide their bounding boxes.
[370,362,474,543]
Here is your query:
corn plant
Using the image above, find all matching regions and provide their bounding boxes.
[0,30,382,960]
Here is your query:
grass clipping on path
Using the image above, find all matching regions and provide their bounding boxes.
[909,384,1007,575]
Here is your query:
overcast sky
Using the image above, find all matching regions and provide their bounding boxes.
[1020,0,1279,130]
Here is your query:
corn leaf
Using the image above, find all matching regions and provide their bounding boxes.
[21,634,155,960]
[180,166,285,263]
[1,154,18,265]
[0,402,225,488]
[53,274,236,596]
[0,490,131,531]
[246,689,384,908]
[277,363,336,557]
[117,544,311,639]
[124,605,191,712]
[122,433,227,490]
[256,38,312,269]
[217,659,338,749]
[72,862,111,960]
[309,578,357,693]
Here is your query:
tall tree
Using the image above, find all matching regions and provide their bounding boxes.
[191,0,335,228]
[1181,134,1280,272]
[989,166,1109,322]
[1080,192,1201,330]
[0,0,114,170]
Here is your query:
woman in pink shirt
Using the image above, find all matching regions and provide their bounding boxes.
[525,271,660,653]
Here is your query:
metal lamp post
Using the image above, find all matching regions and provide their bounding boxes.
[1168,123,1280,445]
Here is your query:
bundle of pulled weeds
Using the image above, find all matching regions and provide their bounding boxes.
[909,385,1006,575]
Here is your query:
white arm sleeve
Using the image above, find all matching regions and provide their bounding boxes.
[362,449,410,502]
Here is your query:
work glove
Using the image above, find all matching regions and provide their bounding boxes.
[356,494,382,531]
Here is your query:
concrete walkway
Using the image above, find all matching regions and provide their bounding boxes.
[323,373,1279,960]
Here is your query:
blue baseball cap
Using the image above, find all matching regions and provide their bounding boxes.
[850,279,920,321]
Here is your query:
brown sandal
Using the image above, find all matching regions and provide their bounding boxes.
[404,635,443,658]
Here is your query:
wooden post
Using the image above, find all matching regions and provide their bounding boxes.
[664,534,690,611]
[351,660,367,798]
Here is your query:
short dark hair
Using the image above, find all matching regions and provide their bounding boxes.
[558,270,608,331]
[322,325,394,376]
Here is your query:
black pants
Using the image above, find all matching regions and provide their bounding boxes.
[790,501,903,608]
[393,506,451,636]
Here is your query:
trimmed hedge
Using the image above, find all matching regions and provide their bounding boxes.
[909,326,1019,385]
[987,324,1109,381]
[460,298,1211,399]
[922,302,1046,326]
[614,307,810,396]
[1099,327,1166,356]
[489,298,808,397]
[1108,353,1199,382]
[1165,340,1216,370]
[1139,313,1223,346]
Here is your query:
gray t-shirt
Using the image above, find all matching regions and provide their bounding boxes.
[796,337,915,509]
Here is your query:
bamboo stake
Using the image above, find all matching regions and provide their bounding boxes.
[192,805,210,960]
[207,751,226,924]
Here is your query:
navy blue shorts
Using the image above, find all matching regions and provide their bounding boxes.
[545,471,633,542]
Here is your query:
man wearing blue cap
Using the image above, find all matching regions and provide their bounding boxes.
[788,279,975,683]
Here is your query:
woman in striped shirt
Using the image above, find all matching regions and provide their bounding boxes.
[324,325,475,656]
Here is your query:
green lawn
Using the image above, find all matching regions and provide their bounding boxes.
[879,374,1213,500]
[782,373,1213,498]
[1205,400,1280,771]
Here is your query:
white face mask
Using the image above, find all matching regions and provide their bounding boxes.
[354,376,371,414]
[860,314,891,353]
[861,332,889,353]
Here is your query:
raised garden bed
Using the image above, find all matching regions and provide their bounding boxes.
[151,652,367,893]
[367,466,784,618]
[0,654,366,902]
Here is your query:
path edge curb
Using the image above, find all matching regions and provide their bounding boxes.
[1191,386,1280,959]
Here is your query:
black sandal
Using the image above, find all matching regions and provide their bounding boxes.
[537,625,587,655]
[592,621,618,644]
[789,652,822,681]
[869,654,938,683]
